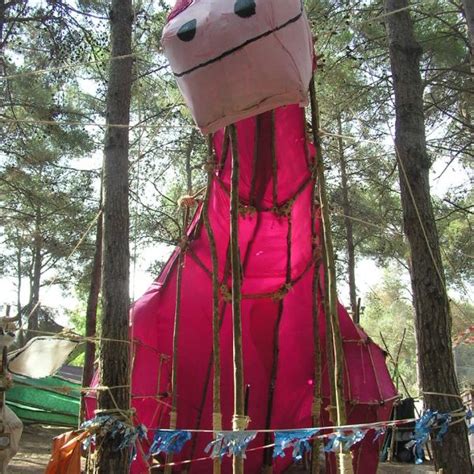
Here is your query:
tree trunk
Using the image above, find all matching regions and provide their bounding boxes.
[95,0,133,471]
[0,0,5,70]
[16,236,24,346]
[27,208,42,336]
[81,204,103,420]
[461,0,474,73]
[384,1,472,472]
[336,113,357,322]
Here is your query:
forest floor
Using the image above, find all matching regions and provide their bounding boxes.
[9,425,436,473]
[9,424,64,473]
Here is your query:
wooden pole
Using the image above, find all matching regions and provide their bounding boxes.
[263,117,292,471]
[0,305,11,449]
[164,205,189,474]
[81,193,103,422]
[309,78,351,473]
[203,134,222,474]
[229,124,245,474]
[311,186,322,474]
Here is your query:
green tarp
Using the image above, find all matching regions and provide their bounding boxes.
[6,374,81,426]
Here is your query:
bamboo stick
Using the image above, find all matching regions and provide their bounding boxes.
[264,186,293,473]
[309,79,351,474]
[311,183,322,474]
[203,134,222,474]
[229,124,245,474]
[188,244,232,464]
[164,206,189,474]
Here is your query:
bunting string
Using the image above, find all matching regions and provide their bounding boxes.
[75,407,472,469]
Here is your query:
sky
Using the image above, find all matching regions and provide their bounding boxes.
[1,0,471,327]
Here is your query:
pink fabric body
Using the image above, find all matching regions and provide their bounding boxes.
[88,105,398,472]
[162,0,313,134]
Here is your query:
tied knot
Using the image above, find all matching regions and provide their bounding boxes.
[220,284,232,302]
[239,203,257,216]
[0,375,12,390]
[177,195,197,208]
[93,407,135,426]
[272,283,292,301]
[232,414,250,431]
[272,199,294,217]
[178,236,189,251]
[312,246,322,262]
[204,158,217,173]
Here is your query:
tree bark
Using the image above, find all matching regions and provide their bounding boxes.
[95,0,133,472]
[384,1,472,472]
[336,113,358,322]
[461,0,474,73]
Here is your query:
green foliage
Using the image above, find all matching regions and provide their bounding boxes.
[0,1,472,398]
[360,268,418,397]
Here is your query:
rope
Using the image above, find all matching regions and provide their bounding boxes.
[320,130,380,145]
[21,328,171,361]
[232,414,251,431]
[0,53,139,81]
[151,407,468,434]
[0,116,172,129]
[422,391,463,400]
[391,133,448,297]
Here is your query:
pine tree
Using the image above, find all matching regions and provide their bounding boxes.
[95,0,133,471]
[384,0,471,471]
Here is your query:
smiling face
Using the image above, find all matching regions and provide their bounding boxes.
[162,0,313,133]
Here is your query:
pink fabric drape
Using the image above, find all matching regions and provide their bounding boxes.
[90,105,397,473]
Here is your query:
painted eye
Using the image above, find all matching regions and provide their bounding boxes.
[177,19,197,42]
[234,0,256,18]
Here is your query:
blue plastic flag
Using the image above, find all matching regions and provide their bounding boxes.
[80,415,147,462]
[149,430,192,457]
[205,431,257,459]
[324,430,366,453]
[273,429,318,461]
[466,409,474,435]
[373,427,386,443]
[405,410,437,465]
[435,413,451,443]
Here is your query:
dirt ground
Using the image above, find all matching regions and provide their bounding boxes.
[9,424,64,473]
[8,425,436,473]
